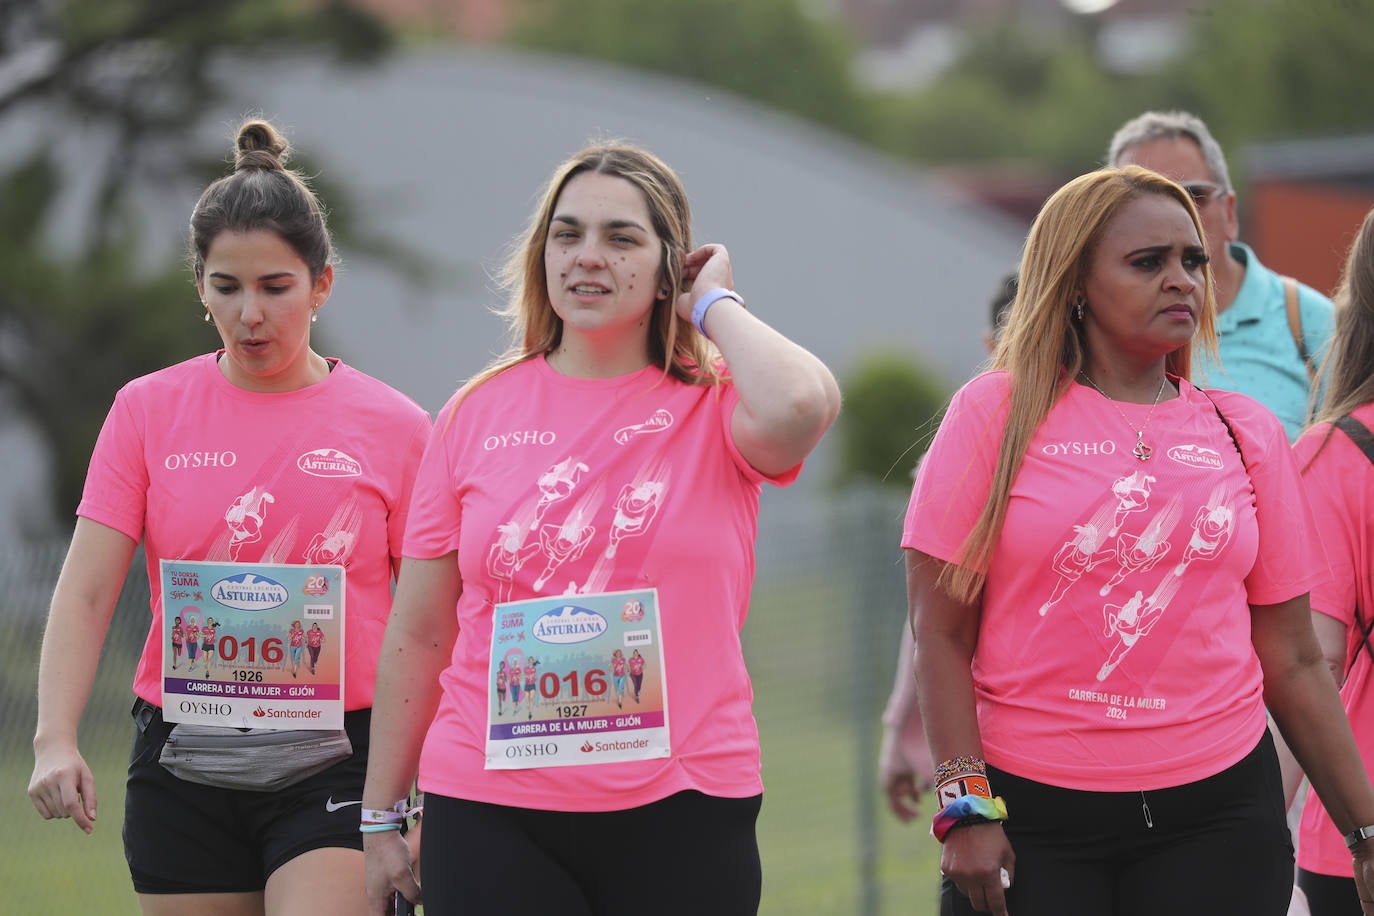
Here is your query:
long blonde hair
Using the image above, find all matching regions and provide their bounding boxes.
[1314,207,1374,426]
[465,143,719,396]
[943,165,1219,603]
[1303,206,1374,465]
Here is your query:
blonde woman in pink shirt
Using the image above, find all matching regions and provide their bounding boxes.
[363,143,840,916]
[905,166,1374,916]
[27,119,430,916]
[1292,207,1374,916]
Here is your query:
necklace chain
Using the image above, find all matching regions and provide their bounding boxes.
[1079,372,1168,461]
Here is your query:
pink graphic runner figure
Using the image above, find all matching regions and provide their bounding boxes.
[606,480,665,558]
[532,519,596,592]
[1100,496,1182,596]
[1107,470,1155,537]
[225,486,275,559]
[1039,507,1116,616]
[488,520,542,603]
[1173,495,1235,576]
[531,458,589,531]
[1097,573,1182,681]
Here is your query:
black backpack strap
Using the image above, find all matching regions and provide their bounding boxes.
[1198,388,1246,471]
[1333,414,1374,677]
[1334,414,1374,464]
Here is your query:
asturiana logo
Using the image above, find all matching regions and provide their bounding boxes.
[297,448,362,478]
[1167,444,1224,470]
[211,573,290,611]
[532,605,608,645]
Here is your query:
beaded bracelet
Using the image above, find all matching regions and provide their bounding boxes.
[934,754,987,785]
[931,794,1009,844]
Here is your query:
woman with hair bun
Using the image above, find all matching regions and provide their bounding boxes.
[28,118,431,915]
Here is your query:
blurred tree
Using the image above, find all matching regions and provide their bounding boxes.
[833,353,947,491]
[872,0,1374,175]
[509,0,872,137]
[0,0,394,531]
[1159,0,1374,149]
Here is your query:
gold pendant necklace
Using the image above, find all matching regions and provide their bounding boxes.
[1080,372,1168,461]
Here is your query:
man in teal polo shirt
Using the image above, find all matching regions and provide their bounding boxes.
[1108,110,1333,442]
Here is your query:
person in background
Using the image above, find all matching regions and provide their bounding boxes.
[1108,109,1334,442]
[27,118,430,916]
[361,141,839,916]
[906,165,1374,916]
[1292,206,1374,916]
[880,271,1017,824]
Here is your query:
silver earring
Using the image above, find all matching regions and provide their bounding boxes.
[203,306,212,323]
[310,309,318,324]
[1075,298,1085,321]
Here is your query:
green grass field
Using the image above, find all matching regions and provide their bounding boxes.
[5,749,940,915]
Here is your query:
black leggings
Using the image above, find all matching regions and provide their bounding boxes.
[942,732,1294,916]
[1299,868,1361,916]
[420,790,762,916]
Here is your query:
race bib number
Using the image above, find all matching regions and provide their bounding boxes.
[160,560,345,729]
[485,588,669,769]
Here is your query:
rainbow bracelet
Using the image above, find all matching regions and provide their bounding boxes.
[931,794,1009,843]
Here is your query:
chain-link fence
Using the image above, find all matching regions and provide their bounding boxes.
[2,488,942,914]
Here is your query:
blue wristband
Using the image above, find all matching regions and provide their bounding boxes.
[690,288,743,340]
[359,822,403,834]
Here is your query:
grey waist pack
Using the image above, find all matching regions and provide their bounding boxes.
[158,723,353,792]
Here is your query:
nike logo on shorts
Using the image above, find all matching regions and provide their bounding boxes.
[325,797,362,813]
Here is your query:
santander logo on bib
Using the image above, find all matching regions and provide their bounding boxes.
[1167,443,1224,469]
[297,449,362,478]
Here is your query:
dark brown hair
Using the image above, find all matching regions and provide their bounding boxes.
[189,119,333,280]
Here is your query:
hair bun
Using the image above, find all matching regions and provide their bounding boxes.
[234,119,289,172]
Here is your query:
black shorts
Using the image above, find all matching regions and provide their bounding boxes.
[420,790,762,915]
[123,697,371,895]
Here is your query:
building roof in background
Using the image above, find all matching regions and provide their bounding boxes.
[0,46,1028,535]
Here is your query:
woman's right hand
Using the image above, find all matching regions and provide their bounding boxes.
[28,741,97,834]
[940,822,1014,916]
[364,829,421,915]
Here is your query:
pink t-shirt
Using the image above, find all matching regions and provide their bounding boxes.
[903,371,1323,791]
[404,356,799,811]
[1296,405,1374,877]
[77,353,430,710]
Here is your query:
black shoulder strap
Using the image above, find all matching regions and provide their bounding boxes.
[1199,389,1246,471]
[1335,414,1374,465]
[1330,415,1374,678]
